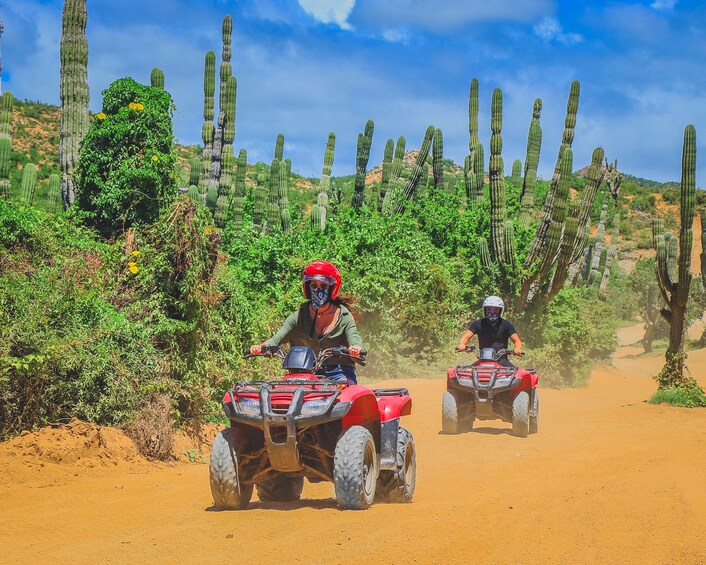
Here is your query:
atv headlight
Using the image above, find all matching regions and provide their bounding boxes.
[300,399,329,416]
[237,398,261,415]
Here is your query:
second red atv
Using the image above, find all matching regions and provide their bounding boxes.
[210,345,416,510]
[442,347,539,437]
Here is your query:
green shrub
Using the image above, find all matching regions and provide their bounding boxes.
[75,77,177,236]
[649,382,706,407]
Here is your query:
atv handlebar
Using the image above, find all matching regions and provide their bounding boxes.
[245,345,368,366]
[495,348,524,358]
[456,345,476,353]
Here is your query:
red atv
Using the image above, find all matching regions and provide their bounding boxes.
[210,345,416,510]
[442,347,539,437]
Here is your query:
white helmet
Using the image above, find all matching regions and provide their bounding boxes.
[482,296,505,321]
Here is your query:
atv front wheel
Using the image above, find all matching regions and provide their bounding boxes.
[512,391,530,438]
[209,428,254,510]
[376,426,416,503]
[529,391,539,435]
[333,426,378,510]
[256,474,304,503]
[442,390,473,434]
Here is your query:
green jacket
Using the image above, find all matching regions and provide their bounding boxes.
[267,303,364,365]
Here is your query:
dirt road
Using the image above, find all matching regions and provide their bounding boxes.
[2,328,706,564]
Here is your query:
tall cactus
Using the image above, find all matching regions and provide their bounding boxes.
[47,174,62,213]
[641,282,661,353]
[20,163,37,205]
[432,128,444,190]
[394,125,434,213]
[468,78,480,154]
[188,157,201,187]
[231,148,246,229]
[700,208,706,282]
[253,173,266,228]
[59,0,90,209]
[150,67,164,89]
[653,124,697,387]
[310,204,322,230]
[548,147,606,297]
[525,80,580,266]
[274,133,284,162]
[472,143,485,203]
[489,88,507,262]
[382,136,406,214]
[265,159,281,234]
[478,236,492,269]
[279,158,291,232]
[352,119,374,211]
[0,91,12,198]
[599,213,621,292]
[519,98,542,225]
[199,50,216,194]
[207,16,235,198]
[316,132,335,228]
[378,138,394,211]
[511,159,522,187]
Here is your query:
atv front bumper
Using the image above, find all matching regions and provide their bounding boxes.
[448,367,522,403]
[223,381,352,472]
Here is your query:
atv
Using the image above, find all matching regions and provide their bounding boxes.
[209,345,416,510]
[442,346,539,437]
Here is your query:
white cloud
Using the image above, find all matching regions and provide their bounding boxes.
[533,17,583,44]
[298,0,356,29]
[651,0,677,11]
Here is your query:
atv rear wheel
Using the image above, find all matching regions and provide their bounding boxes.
[209,428,254,510]
[529,391,539,434]
[512,391,530,438]
[256,474,304,503]
[442,390,473,434]
[333,426,377,510]
[375,426,416,503]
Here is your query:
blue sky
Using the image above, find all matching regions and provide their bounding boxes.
[3,0,706,184]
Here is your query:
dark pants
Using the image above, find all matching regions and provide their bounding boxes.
[316,364,357,384]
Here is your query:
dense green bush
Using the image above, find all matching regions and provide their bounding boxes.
[75,77,177,236]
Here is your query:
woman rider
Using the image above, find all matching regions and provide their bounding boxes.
[250,261,364,384]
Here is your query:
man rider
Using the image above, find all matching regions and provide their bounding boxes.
[456,296,522,367]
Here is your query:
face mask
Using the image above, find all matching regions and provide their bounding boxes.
[311,287,330,311]
[486,310,501,322]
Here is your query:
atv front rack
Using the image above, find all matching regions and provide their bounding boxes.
[223,381,352,472]
[449,367,522,403]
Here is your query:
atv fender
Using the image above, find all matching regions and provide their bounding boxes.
[375,394,412,423]
[339,385,381,451]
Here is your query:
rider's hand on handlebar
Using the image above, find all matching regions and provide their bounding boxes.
[249,343,266,355]
[348,345,363,357]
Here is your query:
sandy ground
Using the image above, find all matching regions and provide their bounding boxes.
[2,327,706,565]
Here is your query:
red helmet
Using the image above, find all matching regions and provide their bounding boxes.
[302,260,342,300]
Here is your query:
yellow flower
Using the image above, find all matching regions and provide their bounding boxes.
[96,112,107,120]
[128,102,138,110]
[136,103,145,111]
[131,250,140,257]
[204,225,214,235]
[128,264,139,274]
[152,155,158,162]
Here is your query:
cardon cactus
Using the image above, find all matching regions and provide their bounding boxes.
[253,173,266,228]
[310,204,322,230]
[47,174,62,213]
[394,125,434,213]
[188,157,201,187]
[525,80,580,267]
[352,120,374,211]
[472,143,485,203]
[20,163,37,205]
[432,128,444,190]
[599,213,621,292]
[199,50,216,193]
[519,99,542,226]
[511,159,522,187]
[0,91,13,184]
[207,16,236,200]
[488,88,507,262]
[214,195,229,227]
[468,78,480,154]
[653,124,697,387]
[187,185,200,202]
[641,282,661,353]
[382,136,406,214]
[317,132,335,225]
[478,236,492,269]
[59,0,90,209]
[274,133,284,161]
[150,68,164,89]
[378,138,394,211]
